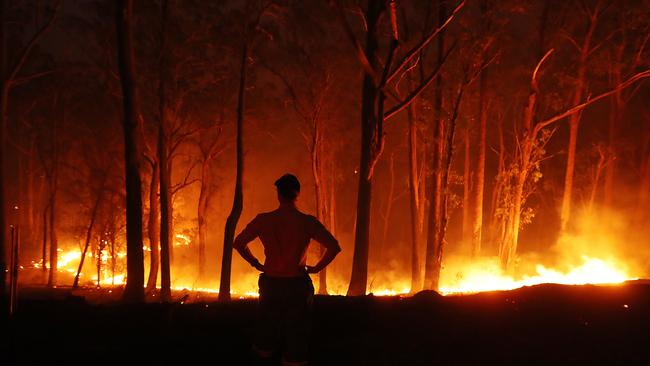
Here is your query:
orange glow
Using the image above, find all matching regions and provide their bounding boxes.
[29,246,634,298]
[26,210,639,299]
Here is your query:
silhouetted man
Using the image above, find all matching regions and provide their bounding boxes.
[233,173,341,366]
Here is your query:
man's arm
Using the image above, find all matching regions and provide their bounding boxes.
[306,218,341,274]
[233,216,264,272]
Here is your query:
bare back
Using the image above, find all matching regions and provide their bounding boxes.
[234,205,339,277]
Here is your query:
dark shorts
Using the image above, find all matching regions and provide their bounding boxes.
[255,273,314,363]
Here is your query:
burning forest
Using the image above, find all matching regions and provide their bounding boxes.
[2,0,650,365]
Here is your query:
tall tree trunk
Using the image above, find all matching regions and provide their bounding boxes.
[500,70,539,271]
[110,236,116,286]
[499,4,550,271]
[311,123,329,295]
[25,141,36,251]
[47,189,57,287]
[588,147,606,211]
[380,154,396,248]
[462,125,471,246]
[636,152,650,224]
[197,159,209,281]
[146,161,160,291]
[472,66,488,257]
[116,0,145,303]
[157,0,172,302]
[559,8,597,231]
[219,42,247,302]
[423,0,446,291]
[0,1,6,305]
[347,0,383,297]
[159,156,172,301]
[407,88,421,292]
[73,192,103,288]
[490,116,505,243]
[41,203,48,280]
[47,113,59,287]
[603,44,624,207]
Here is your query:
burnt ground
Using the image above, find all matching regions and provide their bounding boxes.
[4,281,650,366]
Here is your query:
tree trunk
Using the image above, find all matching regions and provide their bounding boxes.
[636,152,650,224]
[560,117,580,230]
[324,174,337,294]
[498,5,550,270]
[407,89,421,292]
[423,0,446,291]
[110,236,116,287]
[116,0,145,303]
[311,123,329,295]
[500,86,534,271]
[0,4,5,310]
[47,189,57,287]
[472,67,488,257]
[490,116,505,244]
[159,156,172,301]
[603,44,624,207]
[380,154,396,248]
[219,42,247,302]
[41,203,48,280]
[28,142,38,251]
[96,242,102,288]
[197,159,209,281]
[146,161,160,291]
[462,125,471,246]
[347,0,382,297]
[157,0,172,302]
[0,3,6,304]
[559,11,596,231]
[0,84,10,300]
[588,147,606,212]
[73,192,102,288]
[47,112,59,287]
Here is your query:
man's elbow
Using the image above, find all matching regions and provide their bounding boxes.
[232,237,246,252]
[329,240,342,255]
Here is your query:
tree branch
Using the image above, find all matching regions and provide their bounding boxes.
[332,0,380,84]
[534,69,650,133]
[384,43,455,121]
[386,0,465,84]
[7,0,61,83]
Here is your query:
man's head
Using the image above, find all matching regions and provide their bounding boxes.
[275,173,300,203]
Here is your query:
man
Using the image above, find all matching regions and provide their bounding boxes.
[233,173,341,366]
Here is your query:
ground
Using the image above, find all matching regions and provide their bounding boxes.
[4,281,650,365]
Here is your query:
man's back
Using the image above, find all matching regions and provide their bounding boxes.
[235,205,338,277]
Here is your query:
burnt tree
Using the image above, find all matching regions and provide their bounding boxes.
[116,0,145,303]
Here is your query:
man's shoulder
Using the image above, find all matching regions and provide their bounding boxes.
[294,210,317,222]
[254,211,275,221]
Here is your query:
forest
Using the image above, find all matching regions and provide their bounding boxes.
[1,0,649,307]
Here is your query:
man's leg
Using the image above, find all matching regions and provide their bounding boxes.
[253,275,281,360]
[282,276,314,366]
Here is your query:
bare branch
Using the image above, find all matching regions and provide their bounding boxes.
[534,69,650,133]
[532,48,554,92]
[332,0,380,84]
[10,70,56,86]
[559,31,581,52]
[171,161,199,195]
[387,0,465,84]
[7,0,61,83]
[384,43,455,121]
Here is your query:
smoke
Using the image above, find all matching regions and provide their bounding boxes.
[552,206,649,278]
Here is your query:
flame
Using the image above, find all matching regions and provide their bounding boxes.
[27,247,634,298]
[438,256,631,295]
[174,234,191,247]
